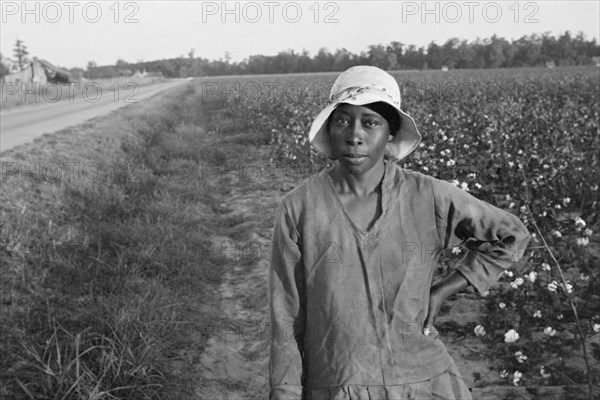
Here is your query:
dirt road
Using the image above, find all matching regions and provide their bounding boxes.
[0,79,187,152]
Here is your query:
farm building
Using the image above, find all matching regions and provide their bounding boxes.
[0,57,21,74]
[132,69,145,79]
[2,57,73,84]
[132,69,164,79]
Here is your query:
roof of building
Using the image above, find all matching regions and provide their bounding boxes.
[35,57,72,77]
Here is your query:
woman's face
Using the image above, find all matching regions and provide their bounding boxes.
[328,103,392,175]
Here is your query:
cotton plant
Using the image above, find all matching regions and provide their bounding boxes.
[513,371,523,386]
[514,351,528,363]
[474,325,486,337]
[504,329,520,343]
[544,327,557,337]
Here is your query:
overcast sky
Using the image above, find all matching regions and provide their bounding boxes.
[1,1,599,69]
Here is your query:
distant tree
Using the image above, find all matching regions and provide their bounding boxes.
[401,45,425,69]
[540,32,560,64]
[0,52,10,78]
[503,41,518,67]
[297,49,313,72]
[557,31,576,65]
[386,53,398,70]
[314,48,334,72]
[367,44,389,69]
[156,59,177,77]
[13,39,29,69]
[332,48,354,71]
[271,50,296,73]
[455,40,476,68]
[441,38,461,68]
[572,32,597,64]
[386,41,404,69]
[86,60,97,71]
[356,51,370,66]
[485,35,508,68]
[514,34,542,66]
[386,41,404,59]
[188,48,195,59]
[181,59,204,77]
[426,42,443,69]
[116,58,129,66]
[470,38,488,69]
[243,54,267,74]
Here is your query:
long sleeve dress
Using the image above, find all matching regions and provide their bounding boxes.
[269,160,531,400]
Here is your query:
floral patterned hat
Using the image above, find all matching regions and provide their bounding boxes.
[308,65,421,162]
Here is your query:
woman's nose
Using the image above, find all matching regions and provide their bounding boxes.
[345,122,364,146]
[346,136,363,146]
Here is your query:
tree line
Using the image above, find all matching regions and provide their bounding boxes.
[2,31,598,81]
[105,32,597,78]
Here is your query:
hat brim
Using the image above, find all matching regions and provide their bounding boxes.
[308,95,421,162]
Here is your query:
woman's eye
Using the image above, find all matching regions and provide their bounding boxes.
[335,117,348,125]
[365,119,380,127]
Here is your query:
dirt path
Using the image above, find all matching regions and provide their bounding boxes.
[189,136,289,399]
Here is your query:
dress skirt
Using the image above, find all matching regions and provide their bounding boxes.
[307,361,473,400]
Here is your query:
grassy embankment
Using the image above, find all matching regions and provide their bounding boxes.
[0,81,277,399]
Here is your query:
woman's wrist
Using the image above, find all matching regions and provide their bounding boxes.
[432,271,470,300]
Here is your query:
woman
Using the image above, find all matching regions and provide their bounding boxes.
[269,66,530,399]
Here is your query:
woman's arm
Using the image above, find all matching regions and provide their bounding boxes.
[423,271,469,335]
[423,177,531,334]
[269,201,306,400]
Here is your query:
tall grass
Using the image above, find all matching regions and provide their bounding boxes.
[0,83,230,399]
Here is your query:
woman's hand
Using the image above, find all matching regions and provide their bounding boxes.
[423,271,470,335]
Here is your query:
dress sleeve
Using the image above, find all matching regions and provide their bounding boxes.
[269,201,306,400]
[431,178,531,294]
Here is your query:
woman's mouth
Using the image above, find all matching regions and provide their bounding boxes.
[342,154,367,164]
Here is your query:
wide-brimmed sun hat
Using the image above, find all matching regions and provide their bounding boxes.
[308,65,421,162]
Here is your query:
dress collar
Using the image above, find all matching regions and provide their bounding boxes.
[319,159,394,237]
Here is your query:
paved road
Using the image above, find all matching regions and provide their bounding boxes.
[1,79,188,152]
